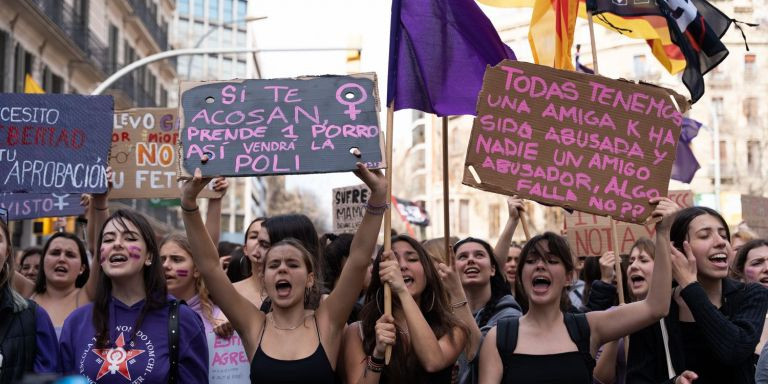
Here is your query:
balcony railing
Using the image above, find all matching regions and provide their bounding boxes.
[115,72,157,108]
[30,0,109,74]
[132,0,169,51]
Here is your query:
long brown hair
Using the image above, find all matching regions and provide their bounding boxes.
[93,210,167,348]
[359,235,467,382]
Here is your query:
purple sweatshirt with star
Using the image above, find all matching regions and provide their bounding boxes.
[59,296,208,383]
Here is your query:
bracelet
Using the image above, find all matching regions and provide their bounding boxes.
[451,300,468,309]
[367,200,389,209]
[365,201,390,215]
[181,204,199,213]
[366,356,384,373]
[370,355,385,365]
[93,206,109,211]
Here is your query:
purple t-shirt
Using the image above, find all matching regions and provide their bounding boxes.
[59,296,208,383]
[34,305,60,373]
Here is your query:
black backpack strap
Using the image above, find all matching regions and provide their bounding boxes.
[168,300,181,384]
[564,313,596,374]
[495,317,519,382]
[22,300,37,373]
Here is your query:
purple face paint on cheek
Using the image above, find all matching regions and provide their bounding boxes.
[127,246,142,260]
[99,247,108,263]
[176,269,189,277]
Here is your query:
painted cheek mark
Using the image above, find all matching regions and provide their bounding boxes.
[127,246,142,260]
[99,246,108,263]
[176,269,189,277]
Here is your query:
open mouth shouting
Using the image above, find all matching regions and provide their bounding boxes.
[53,265,69,275]
[708,253,728,269]
[108,254,129,265]
[629,274,646,290]
[531,276,552,294]
[275,280,292,298]
[403,275,415,287]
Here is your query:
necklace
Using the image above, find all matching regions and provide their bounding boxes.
[268,313,310,331]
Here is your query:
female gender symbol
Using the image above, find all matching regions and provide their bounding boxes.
[335,83,368,121]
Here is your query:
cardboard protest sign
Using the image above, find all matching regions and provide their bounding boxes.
[565,190,693,256]
[333,184,370,233]
[0,93,113,193]
[207,332,249,383]
[179,74,384,177]
[741,195,768,238]
[462,60,687,224]
[0,193,84,220]
[110,108,221,199]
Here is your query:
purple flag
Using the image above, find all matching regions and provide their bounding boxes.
[386,0,516,117]
[671,117,702,183]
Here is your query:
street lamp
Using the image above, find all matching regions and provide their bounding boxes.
[186,15,267,79]
[90,47,360,95]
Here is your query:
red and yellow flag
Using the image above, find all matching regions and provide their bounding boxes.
[478,0,686,74]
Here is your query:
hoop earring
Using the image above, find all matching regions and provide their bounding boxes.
[426,291,435,313]
[375,287,384,315]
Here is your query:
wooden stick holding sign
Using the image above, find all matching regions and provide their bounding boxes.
[442,117,452,266]
[384,102,394,364]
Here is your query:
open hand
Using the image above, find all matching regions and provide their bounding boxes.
[670,241,697,288]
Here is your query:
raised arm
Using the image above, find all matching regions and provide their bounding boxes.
[587,197,677,349]
[437,263,482,360]
[204,177,228,247]
[181,169,264,358]
[318,164,386,331]
[83,168,113,301]
[493,196,523,270]
[379,251,466,372]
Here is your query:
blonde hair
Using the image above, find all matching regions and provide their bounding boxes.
[161,233,217,327]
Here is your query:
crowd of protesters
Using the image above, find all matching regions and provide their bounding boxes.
[4,170,768,384]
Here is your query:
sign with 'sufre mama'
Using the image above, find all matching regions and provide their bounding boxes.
[463,60,687,224]
[179,74,385,177]
[0,93,113,193]
[333,184,370,233]
[110,108,221,199]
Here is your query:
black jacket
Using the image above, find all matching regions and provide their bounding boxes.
[628,279,768,384]
[0,290,37,384]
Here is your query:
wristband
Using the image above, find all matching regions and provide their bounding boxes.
[181,204,199,213]
[366,355,384,373]
[370,355,385,365]
[451,300,468,309]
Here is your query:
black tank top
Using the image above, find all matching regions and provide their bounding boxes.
[249,316,338,384]
[496,314,594,384]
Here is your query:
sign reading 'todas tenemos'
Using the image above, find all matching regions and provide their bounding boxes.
[463,60,688,224]
[179,74,385,177]
[0,93,113,193]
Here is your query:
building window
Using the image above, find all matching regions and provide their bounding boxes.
[108,24,119,73]
[237,0,247,21]
[745,53,756,76]
[160,88,168,107]
[712,96,724,117]
[748,140,760,172]
[178,0,189,15]
[73,0,89,28]
[0,31,7,92]
[209,0,219,20]
[633,54,646,78]
[194,0,205,19]
[744,97,758,125]
[223,0,233,22]
[719,140,728,164]
[14,44,34,93]
[459,199,469,234]
[42,66,64,93]
[489,204,500,238]
[412,124,425,145]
